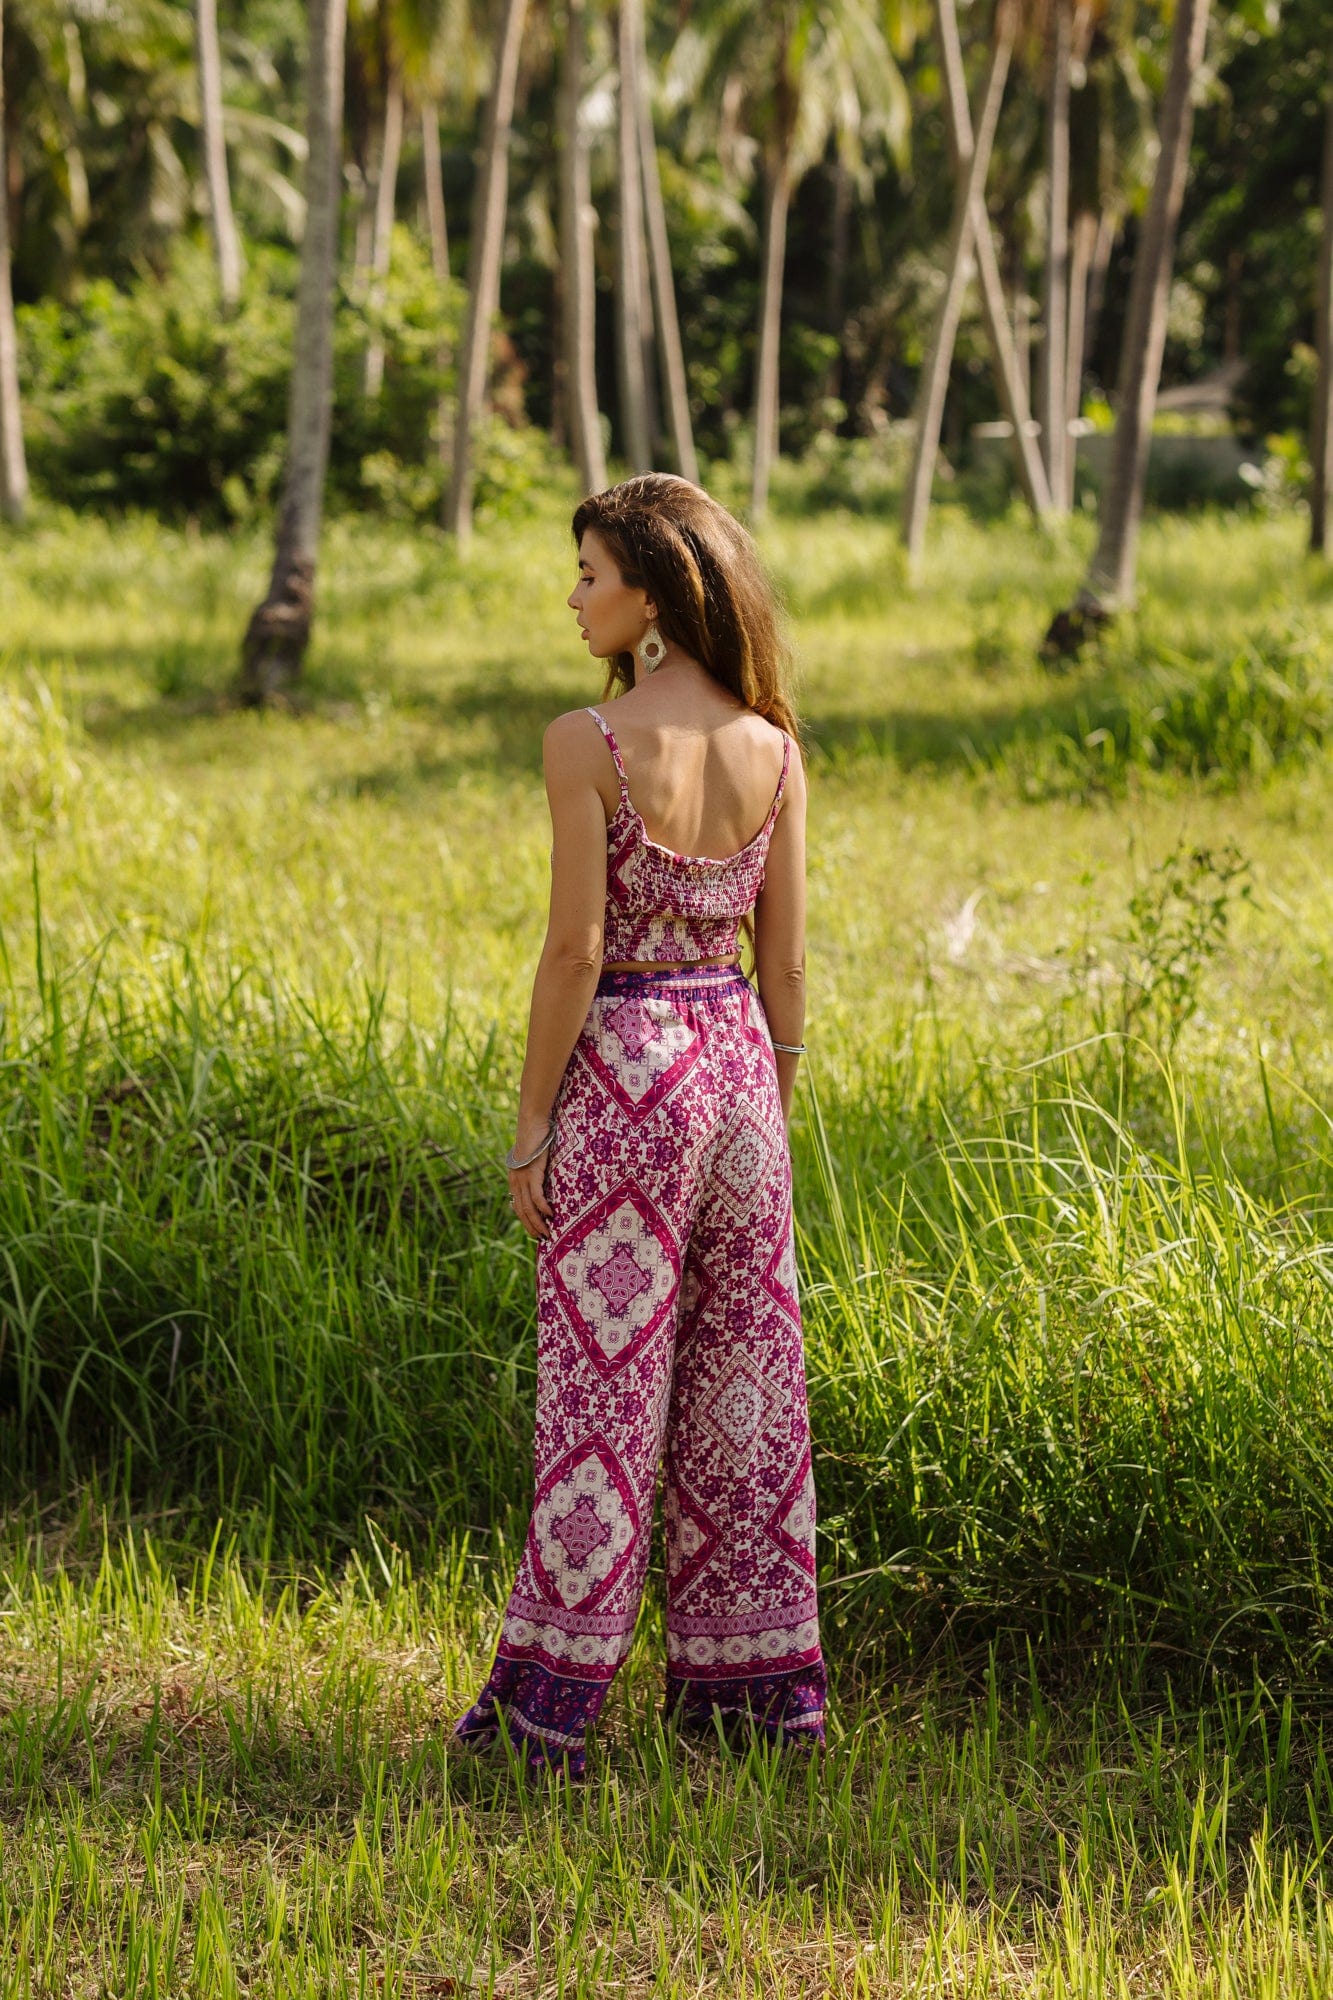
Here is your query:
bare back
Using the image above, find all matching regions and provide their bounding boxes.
[588,673,788,861]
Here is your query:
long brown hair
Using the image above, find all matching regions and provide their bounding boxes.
[571,475,801,741]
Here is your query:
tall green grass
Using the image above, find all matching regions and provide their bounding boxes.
[7,503,1333,1991]
[4,870,1333,1674]
[3,500,1333,1678]
[6,1501,1333,1995]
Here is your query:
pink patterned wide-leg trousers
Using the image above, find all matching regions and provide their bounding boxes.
[455,964,826,1774]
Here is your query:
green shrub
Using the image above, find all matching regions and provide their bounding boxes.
[19,242,298,517]
[996,624,1333,798]
[15,234,559,524]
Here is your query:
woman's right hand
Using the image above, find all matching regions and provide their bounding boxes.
[508,1117,555,1241]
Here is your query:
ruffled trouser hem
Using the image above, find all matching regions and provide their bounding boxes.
[453,1655,826,1779]
[665,1666,827,1749]
[452,1658,603,1778]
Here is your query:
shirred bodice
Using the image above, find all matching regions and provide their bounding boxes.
[586,706,791,965]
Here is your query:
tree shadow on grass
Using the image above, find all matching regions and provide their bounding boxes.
[801,677,1121,775]
[315,672,1140,805]
[31,627,1295,795]
[0,1669,485,1837]
[57,653,581,774]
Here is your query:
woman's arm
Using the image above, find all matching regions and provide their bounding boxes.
[508,712,609,1240]
[752,742,807,1125]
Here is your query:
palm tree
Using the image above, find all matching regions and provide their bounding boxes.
[559,0,608,493]
[422,97,450,286]
[760,1,914,519]
[362,62,405,396]
[677,0,908,519]
[194,0,244,310]
[400,0,485,464]
[1061,1,1137,508]
[902,0,1051,570]
[237,0,348,701]
[353,0,464,402]
[444,0,529,546]
[0,0,29,525]
[636,16,698,482]
[616,0,653,471]
[1311,37,1333,558]
[60,16,91,240]
[903,1,1018,568]
[1044,0,1212,652]
[1039,0,1073,514]
[344,0,407,398]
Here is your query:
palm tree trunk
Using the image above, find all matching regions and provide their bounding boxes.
[639,198,661,457]
[444,0,529,546]
[363,67,404,398]
[421,99,453,471]
[749,154,790,520]
[1084,206,1115,358]
[902,26,1012,569]
[971,195,1050,521]
[637,43,697,483]
[422,99,449,284]
[1076,0,1211,614]
[825,154,851,345]
[1064,207,1096,507]
[1012,263,1032,417]
[0,0,26,524]
[931,0,1051,532]
[615,0,652,471]
[61,21,91,237]
[559,0,607,494]
[1310,43,1333,558]
[237,0,347,701]
[1040,0,1071,514]
[195,0,243,310]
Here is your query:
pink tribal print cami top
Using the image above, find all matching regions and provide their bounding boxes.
[586,706,792,965]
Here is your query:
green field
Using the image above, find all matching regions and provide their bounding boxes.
[6,496,1333,1993]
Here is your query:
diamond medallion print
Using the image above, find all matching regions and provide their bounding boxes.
[604,996,658,1061]
[590,1244,652,1316]
[550,1496,612,1567]
[709,1101,782,1221]
[549,1179,681,1378]
[531,1436,640,1610]
[579,997,707,1125]
[695,1351,788,1472]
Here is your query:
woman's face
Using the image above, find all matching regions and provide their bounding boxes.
[567,529,654,661]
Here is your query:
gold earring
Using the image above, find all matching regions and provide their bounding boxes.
[637,621,667,673]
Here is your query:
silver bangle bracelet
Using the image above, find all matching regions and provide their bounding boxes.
[504,1118,556,1171]
[771,1039,807,1055]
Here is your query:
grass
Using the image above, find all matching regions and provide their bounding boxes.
[5,492,1333,1990]
[7,1503,1333,1996]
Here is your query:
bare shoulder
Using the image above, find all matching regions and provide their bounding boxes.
[780,731,806,794]
[542,705,606,772]
[742,709,803,782]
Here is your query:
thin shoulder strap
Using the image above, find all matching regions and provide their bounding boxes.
[585,706,630,797]
[766,731,792,827]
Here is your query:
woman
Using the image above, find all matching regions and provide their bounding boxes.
[454,474,826,1776]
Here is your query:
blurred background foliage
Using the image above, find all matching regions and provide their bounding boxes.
[0,0,1326,524]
